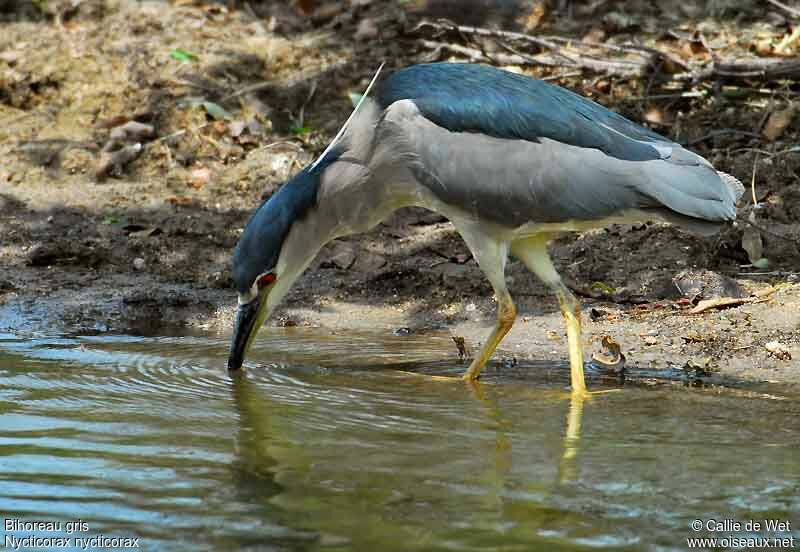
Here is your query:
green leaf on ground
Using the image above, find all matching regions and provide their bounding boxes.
[170,49,198,63]
[590,281,616,294]
[201,101,232,120]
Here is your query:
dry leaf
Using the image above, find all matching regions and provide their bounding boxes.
[296,0,317,14]
[775,26,800,55]
[109,121,154,142]
[582,25,606,43]
[593,79,611,94]
[644,107,671,127]
[681,40,710,60]
[167,196,196,206]
[96,115,130,129]
[521,2,547,32]
[763,107,796,141]
[212,120,228,135]
[741,225,763,264]
[94,143,142,181]
[752,36,777,57]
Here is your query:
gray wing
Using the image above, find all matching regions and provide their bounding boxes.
[386,100,740,227]
[378,63,669,163]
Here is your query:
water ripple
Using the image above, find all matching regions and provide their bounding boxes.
[1,328,799,550]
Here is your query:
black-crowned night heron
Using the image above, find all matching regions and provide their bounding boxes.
[227,63,743,396]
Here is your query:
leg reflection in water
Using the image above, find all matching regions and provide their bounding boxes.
[463,378,587,486]
[558,394,585,484]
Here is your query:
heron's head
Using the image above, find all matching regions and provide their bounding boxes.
[227,150,342,370]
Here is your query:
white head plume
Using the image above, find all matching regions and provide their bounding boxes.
[309,62,385,171]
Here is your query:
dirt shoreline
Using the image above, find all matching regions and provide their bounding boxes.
[1,0,799,383]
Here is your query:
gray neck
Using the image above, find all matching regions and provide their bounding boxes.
[266,158,413,313]
[314,157,416,239]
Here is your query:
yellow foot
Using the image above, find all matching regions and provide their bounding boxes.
[393,370,462,382]
[571,388,622,400]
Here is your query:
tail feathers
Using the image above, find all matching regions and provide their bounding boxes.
[638,164,742,223]
[717,171,745,203]
[652,171,741,234]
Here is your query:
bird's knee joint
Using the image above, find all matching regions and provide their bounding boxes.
[498,302,516,326]
[563,307,582,323]
[556,290,581,317]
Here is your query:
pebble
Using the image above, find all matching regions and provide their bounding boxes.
[765,341,792,361]
[133,258,146,271]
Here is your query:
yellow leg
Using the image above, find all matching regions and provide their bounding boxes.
[462,298,516,380]
[555,285,588,397]
[511,234,589,397]
[450,221,515,381]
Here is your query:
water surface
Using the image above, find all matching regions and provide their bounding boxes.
[0,329,798,551]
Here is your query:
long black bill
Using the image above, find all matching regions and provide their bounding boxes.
[227,295,262,371]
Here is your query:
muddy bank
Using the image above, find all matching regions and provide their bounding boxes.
[1,0,799,383]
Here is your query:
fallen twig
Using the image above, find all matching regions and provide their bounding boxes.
[622,90,707,102]
[420,39,565,68]
[415,21,652,77]
[221,80,278,102]
[414,20,688,69]
[689,287,776,314]
[765,0,800,18]
[541,71,583,81]
[677,58,800,81]
[413,19,800,83]
[729,146,800,157]
[737,271,800,276]
[146,122,213,147]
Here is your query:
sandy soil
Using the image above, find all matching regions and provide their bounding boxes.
[1,0,798,383]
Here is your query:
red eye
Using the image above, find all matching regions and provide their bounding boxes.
[258,273,276,288]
